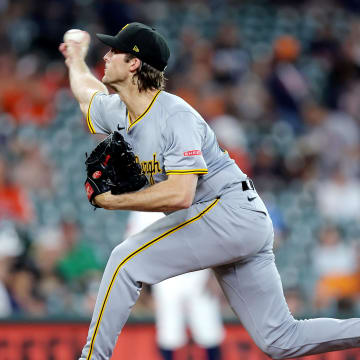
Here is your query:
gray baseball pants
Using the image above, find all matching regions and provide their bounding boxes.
[80,185,360,360]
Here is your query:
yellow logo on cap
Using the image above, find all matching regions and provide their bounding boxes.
[133,45,139,52]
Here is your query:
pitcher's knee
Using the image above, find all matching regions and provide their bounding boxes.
[256,340,283,359]
[109,241,131,263]
[261,345,289,360]
[110,242,144,284]
[257,320,299,359]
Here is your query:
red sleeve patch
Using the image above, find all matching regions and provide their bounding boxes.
[183,150,202,156]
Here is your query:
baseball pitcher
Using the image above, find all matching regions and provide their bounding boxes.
[59,22,360,360]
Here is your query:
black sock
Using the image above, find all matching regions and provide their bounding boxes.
[206,345,221,360]
[159,347,173,360]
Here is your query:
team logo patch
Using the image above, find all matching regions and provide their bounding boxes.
[92,171,102,179]
[184,150,202,156]
[85,181,94,200]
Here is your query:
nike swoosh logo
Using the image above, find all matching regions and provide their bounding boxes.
[247,196,257,202]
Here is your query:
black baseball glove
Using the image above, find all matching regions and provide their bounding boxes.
[84,130,148,208]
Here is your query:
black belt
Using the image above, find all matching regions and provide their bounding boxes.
[241,178,255,191]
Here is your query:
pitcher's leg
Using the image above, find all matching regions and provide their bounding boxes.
[80,236,198,360]
[80,244,143,360]
[80,199,221,360]
[214,248,360,359]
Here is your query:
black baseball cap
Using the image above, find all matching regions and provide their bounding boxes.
[96,22,170,72]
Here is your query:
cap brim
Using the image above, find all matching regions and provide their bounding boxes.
[96,33,125,51]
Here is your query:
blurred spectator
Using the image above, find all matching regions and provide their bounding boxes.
[1,53,55,126]
[309,24,340,68]
[312,225,359,314]
[299,100,360,178]
[231,67,273,122]
[12,142,54,197]
[315,166,360,222]
[267,35,309,133]
[212,23,250,85]
[0,220,23,317]
[32,220,103,316]
[284,287,307,319]
[322,20,360,109]
[56,219,103,286]
[0,155,34,224]
[8,258,46,316]
[30,0,75,57]
[174,40,227,121]
[28,226,64,315]
[33,226,63,279]
[251,140,286,192]
[169,26,201,75]
[209,114,252,176]
[97,0,137,36]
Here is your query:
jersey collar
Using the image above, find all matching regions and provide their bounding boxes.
[127,90,161,132]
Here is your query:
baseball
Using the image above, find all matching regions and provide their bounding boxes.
[63,29,87,43]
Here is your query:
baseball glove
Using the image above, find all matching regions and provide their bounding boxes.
[84,130,148,208]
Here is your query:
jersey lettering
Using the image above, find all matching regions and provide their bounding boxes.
[135,153,162,185]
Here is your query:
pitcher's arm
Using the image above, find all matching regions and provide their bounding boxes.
[59,32,108,117]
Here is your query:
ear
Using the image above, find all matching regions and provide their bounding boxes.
[129,57,142,72]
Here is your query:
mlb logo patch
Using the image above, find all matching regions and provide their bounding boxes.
[184,150,202,156]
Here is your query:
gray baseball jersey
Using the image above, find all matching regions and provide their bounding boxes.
[80,91,360,360]
[86,90,247,203]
